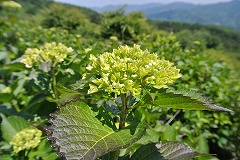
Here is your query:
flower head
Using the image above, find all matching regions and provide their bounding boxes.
[86,45,180,97]
[1,1,22,8]
[21,42,73,68]
[10,128,42,153]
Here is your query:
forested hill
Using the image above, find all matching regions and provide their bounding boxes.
[14,0,101,23]
[91,0,240,31]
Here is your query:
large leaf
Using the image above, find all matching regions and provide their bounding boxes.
[131,142,203,160]
[0,114,28,142]
[146,90,233,112]
[48,101,147,160]
[131,143,165,160]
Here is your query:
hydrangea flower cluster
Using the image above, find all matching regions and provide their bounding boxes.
[1,0,22,8]
[86,45,181,96]
[10,128,42,153]
[22,42,73,68]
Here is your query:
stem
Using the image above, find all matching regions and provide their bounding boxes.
[166,110,181,125]
[111,94,129,160]
[51,66,58,100]
[119,94,127,130]
[13,103,21,112]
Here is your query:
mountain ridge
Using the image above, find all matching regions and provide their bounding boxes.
[90,0,240,31]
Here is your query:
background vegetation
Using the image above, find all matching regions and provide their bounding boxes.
[93,0,240,31]
[0,0,239,159]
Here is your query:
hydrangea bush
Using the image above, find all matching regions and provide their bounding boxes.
[21,42,74,100]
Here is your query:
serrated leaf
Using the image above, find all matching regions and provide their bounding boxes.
[130,143,165,160]
[48,101,147,160]
[156,142,201,160]
[131,142,203,160]
[0,114,28,142]
[150,90,233,112]
[58,93,80,106]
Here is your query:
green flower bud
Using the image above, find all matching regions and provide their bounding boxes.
[10,128,42,153]
[21,42,73,68]
[86,45,181,97]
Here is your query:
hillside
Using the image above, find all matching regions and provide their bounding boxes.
[15,0,101,23]
[91,0,240,31]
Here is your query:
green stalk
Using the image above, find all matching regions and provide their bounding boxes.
[51,66,58,100]
[111,94,129,160]
[13,103,21,112]
[119,94,127,130]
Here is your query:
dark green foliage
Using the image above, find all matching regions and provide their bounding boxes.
[40,3,99,35]
[100,9,151,42]
[176,30,221,50]
[55,3,101,24]
[149,20,240,51]
[15,0,101,24]
[15,0,53,14]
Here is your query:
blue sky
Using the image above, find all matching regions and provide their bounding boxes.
[54,0,232,7]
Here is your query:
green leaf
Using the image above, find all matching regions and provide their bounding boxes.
[197,135,209,154]
[56,84,80,105]
[0,141,12,150]
[0,62,25,72]
[28,139,58,160]
[0,114,28,142]
[130,143,165,160]
[0,154,13,160]
[0,93,13,103]
[48,101,147,160]
[162,125,176,141]
[151,90,233,112]
[58,93,80,106]
[131,142,203,160]
[0,50,8,61]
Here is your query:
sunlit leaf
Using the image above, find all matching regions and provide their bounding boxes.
[48,101,147,160]
[149,90,233,112]
[0,114,28,142]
